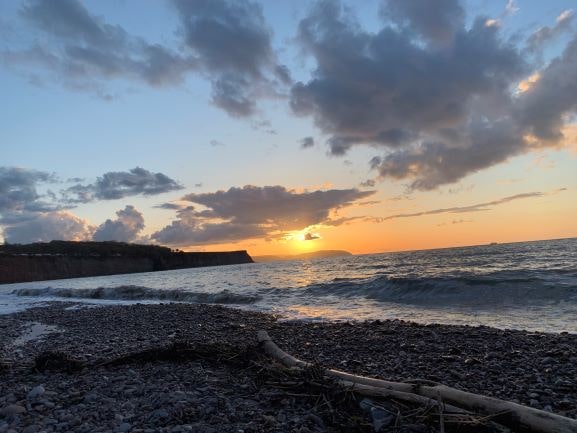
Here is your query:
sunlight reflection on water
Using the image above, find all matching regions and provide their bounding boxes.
[2,238,577,333]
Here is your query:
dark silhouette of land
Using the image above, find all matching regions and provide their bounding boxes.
[0,241,253,284]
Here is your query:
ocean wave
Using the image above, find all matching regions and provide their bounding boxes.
[302,273,577,306]
[13,285,260,305]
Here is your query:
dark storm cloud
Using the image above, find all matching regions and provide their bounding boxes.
[152,185,374,245]
[526,10,574,53]
[171,0,290,116]
[370,190,563,222]
[62,168,183,203]
[291,0,577,190]
[93,205,145,242]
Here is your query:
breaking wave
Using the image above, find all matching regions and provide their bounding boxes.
[301,271,577,306]
[13,285,260,305]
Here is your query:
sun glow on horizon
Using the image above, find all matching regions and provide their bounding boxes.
[280,229,325,253]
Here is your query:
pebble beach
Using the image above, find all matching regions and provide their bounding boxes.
[1,303,576,433]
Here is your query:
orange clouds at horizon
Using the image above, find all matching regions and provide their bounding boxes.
[184,187,577,257]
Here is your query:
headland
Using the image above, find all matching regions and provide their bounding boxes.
[0,241,253,284]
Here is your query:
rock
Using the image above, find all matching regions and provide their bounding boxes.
[0,404,26,417]
[27,385,45,399]
[115,423,132,432]
[556,400,574,410]
[40,399,55,409]
[149,409,169,421]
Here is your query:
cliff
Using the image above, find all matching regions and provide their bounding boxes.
[0,241,253,284]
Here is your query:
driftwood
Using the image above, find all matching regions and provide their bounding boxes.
[257,330,577,433]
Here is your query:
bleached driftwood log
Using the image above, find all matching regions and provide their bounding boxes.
[257,330,577,433]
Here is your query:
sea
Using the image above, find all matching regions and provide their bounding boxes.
[1,238,576,333]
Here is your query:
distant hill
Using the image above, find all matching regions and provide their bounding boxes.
[254,250,352,262]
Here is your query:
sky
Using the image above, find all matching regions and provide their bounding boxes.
[1,0,577,256]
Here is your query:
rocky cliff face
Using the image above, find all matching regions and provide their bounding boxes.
[0,251,253,284]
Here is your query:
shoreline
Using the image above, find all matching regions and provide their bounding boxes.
[1,302,576,432]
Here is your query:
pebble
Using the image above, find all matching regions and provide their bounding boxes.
[0,405,26,417]
[1,302,575,433]
[27,386,45,400]
[115,423,131,432]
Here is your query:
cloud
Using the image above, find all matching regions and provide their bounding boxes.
[560,124,577,155]
[304,232,320,240]
[93,205,145,242]
[517,72,541,93]
[171,0,290,116]
[380,0,465,46]
[151,205,267,245]
[300,136,315,148]
[0,166,184,244]
[291,1,530,189]
[360,179,376,188]
[527,10,574,53]
[152,185,374,245]
[437,219,473,227]
[4,0,196,90]
[372,118,526,190]
[62,167,183,203]
[0,166,58,214]
[154,202,187,210]
[505,0,519,16]
[183,185,373,228]
[0,166,94,243]
[290,1,577,190]
[371,190,564,222]
[516,34,577,142]
[2,210,94,244]
[3,0,289,115]
[320,216,365,226]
